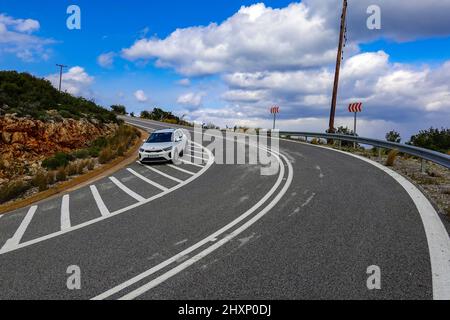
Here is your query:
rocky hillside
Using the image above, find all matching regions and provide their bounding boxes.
[0,71,119,186]
[0,115,117,184]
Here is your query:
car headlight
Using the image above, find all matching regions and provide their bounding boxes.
[163,146,173,151]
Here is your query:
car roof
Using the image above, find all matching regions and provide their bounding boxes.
[153,129,177,133]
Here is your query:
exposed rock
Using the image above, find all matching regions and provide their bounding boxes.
[0,115,118,183]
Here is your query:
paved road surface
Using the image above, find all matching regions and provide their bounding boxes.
[0,117,449,300]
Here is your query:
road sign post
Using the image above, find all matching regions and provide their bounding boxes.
[348,102,363,148]
[270,106,280,130]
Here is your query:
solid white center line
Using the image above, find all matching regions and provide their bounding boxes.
[126,168,168,192]
[109,177,146,202]
[90,185,110,217]
[144,165,183,183]
[167,164,195,176]
[1,206,38,251]
[60,195,71,231]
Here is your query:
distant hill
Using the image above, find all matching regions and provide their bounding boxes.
[0,71,117,123]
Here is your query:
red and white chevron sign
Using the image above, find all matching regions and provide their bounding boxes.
[270,106,280,114]
[348,102,363,113]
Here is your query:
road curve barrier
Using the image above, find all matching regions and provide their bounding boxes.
[278,131,450,170]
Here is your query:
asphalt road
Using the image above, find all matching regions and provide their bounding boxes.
[0,117,449,300]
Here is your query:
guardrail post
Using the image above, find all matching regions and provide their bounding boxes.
[421,159,427,174]
[378,148,382,161]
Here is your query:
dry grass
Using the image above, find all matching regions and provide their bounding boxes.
[385,149,399,167]
[56,167,67,182]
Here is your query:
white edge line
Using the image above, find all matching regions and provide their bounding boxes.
[126,168,168,192]
[143,165,183,183]
[1,205,38,253]
[92,147,287,300]
[0,143,214,255]
[284,139,450,301]
[90,185,110,217]
[109,177,146,202]
[166,164,195,176]
[60,195,71,231]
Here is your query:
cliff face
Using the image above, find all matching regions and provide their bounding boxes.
[0,115,117,182]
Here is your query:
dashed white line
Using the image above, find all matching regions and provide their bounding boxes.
[109,177,146,202]
[60,195,71,231]
[167,164,195,176]
[90,185,110,217]
[143,165,183,183]
[126,168,168,192]
[1,206,37,252]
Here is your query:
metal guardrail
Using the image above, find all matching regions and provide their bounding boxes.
[278,131,450,169]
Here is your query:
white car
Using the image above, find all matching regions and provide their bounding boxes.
[139,128,187,163]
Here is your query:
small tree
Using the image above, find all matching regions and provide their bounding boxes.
[140,110,151,119]
[386,130,401,143]
[409,127,450,153]
[111,105,127,115]
[130,112,135,117]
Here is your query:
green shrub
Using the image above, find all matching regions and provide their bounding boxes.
[0,181,30,204]
[42,152,73,170]
[73,149,89,159]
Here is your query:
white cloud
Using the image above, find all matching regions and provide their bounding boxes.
[0,13,53,61]
[134,90,148,103]
[97,52,115,68]
[177,92,205,107]
[46,66,94,97]
[122,3,340,76]
[177,78,191,86]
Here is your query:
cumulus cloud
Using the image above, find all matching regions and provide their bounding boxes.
[120,2,450,138]
[46,66,94,97]
[177,78,191,86]
[122,3,341,76]
[134,90,148,103]
[0,13,53,61]
[177,92,205,107]
[303,0,450,42]
[97,52,115,68]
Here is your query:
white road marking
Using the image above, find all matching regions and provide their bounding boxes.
[90,185,110,217]
[187,154,208,162]
[0,138,213,256]
[92,147,290,300]
[180,159,204,168]
[301,193,316,208]
[283,138,450,301]
[0,206,38,252]
[143,165,183,183]
[191,149,205,156]
[167,164,195,176]
[126,168,168,192]
[109,177,146,202]
[60,195,71,231]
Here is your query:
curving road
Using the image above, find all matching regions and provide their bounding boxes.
[0,117,449,300]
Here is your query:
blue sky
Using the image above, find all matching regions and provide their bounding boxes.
[1,0,450,139]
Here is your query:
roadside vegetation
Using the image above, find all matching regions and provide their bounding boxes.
[0,125,141,205]
[0,71,118,123]
[140,107,193,127]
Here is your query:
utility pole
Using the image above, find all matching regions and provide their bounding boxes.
[328,0,348,133]
[56,64,68,92]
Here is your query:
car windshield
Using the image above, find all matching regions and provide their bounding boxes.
[146,132,173,143]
